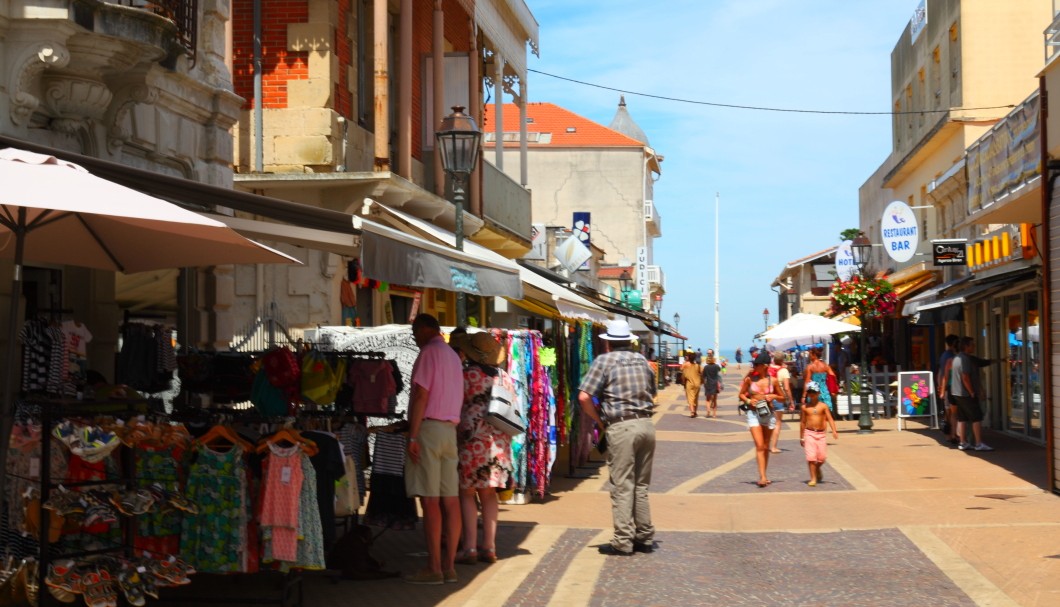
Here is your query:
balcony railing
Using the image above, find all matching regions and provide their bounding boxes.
[481,159,531,240]
[1045,5,1060,62]
[646,265,665,292]
[109,0,197,59]
[644,199,662,237]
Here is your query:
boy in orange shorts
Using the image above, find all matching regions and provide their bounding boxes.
[799,381,838,487]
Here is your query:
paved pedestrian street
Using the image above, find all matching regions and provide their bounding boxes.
[281,384,1060,607]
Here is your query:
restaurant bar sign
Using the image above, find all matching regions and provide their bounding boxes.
[932,239,966,266]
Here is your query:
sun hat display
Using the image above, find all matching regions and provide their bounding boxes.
[804,380,821,393]
[599,320,633,341]
[450,331,505,366]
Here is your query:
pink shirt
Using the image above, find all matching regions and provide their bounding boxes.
[411,335,464,422]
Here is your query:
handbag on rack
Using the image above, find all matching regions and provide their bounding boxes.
[334,455,361,517]
[485,382,525,437]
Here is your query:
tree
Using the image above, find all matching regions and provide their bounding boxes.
[839,228,861,242]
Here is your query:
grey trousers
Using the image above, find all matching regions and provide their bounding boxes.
[605,417,656,551]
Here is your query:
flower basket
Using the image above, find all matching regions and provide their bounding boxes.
[828,275,899,319]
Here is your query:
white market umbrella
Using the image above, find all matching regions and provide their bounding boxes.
[760,313,861,350]
[0,147,300,503]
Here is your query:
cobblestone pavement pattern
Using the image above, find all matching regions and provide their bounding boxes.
[178,382,1060,606]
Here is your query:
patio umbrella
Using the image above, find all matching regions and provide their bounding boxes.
[0,147,299,503]
[760,312,861,350]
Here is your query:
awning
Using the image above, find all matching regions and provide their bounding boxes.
[364,200,607,321]
[912,266,1037,324]
[902,275,972,316]
[628,318,651,333]
[207,213,523,298]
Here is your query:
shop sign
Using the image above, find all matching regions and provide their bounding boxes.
[636,246,648,296]
[523,223,546,260]
[834,240,856,281]
[932,239,966,266]
[909,0,927,43]
[881,200,919,262]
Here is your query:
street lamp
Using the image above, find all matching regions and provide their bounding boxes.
[618,269,632,308]
[673,312,682,359]
[436,105,482,327]
[762,308,769,332]
[850,231,874,433]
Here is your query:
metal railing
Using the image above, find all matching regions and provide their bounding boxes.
[108,0,197,59]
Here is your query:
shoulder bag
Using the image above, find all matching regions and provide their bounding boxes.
[485,381,525,437]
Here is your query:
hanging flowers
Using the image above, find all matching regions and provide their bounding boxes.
[828,274,899,319]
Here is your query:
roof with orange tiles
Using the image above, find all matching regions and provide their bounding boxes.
[597,266,635,279]
[483,103,646,148]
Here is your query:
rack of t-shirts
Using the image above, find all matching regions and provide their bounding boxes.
[175,348,403,419]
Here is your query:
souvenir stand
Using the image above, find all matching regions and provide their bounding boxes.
[4,313,429,606]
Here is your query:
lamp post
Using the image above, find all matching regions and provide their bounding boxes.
[785,289,798,318]
[851,231,874,433]
[673,312,682,358]
[618,269,632,309]
[435,106,482,327]
[655,294,664,388]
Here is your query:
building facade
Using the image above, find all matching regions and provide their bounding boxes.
[858,0,1052,450]
[483,99,666,312]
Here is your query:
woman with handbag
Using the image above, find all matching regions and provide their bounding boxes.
[449,331,514,566]
[738,352,785,487]
[700,355,722,419]
[803,347,838,414]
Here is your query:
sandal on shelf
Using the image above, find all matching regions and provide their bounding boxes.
[23,559,39,607]
[111,490,154,517]
[116,569,146,607]
[454,550,478,565]
[45,560,82,594]
[477,549,498,564]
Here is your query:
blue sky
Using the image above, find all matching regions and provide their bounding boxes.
[525,0,919,353]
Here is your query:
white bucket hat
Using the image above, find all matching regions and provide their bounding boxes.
[600,319,633,341]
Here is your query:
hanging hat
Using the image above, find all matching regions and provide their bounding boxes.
[451,331,505,366]
[804,380,821,394]
[599,320,633,341]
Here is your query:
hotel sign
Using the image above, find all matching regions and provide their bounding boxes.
[932,239,966,266]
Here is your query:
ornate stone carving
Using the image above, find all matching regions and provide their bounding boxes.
[9,43,71,126]
[107,81,159,153]
[42,74,114,120]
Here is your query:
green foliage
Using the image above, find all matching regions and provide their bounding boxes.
[839,228,862,242]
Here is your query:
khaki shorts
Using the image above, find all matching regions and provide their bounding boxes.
[405,420,459,498]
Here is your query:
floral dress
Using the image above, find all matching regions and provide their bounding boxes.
[457,365,514,490]
[180,445,248,573]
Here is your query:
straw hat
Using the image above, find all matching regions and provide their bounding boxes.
[451,332,505,366]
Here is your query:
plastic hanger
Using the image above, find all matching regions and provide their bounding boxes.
[197,424,253,452]
[257,427,318,456]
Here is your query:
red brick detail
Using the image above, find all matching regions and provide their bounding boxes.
[335,0,352,118]
[232,0,311,110]
[411,0,472,160]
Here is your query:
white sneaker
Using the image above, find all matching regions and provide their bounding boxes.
[974,443,994,452]
[957,442,971,451]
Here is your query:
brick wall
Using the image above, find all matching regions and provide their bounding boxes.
[335,0,352,118]
[232,0,311,109]
[411,0,471,159]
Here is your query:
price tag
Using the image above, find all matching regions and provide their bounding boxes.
[281,466,292,484]
[137,566,147,574]
[28,457,40,478]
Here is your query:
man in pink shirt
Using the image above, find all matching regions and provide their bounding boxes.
[404,313,464,585]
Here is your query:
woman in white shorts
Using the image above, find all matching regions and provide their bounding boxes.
[738,351,784,487]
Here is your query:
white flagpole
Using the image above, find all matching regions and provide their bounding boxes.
[714,192,720,355]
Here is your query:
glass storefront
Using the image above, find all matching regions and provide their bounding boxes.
[979,286,1042,443]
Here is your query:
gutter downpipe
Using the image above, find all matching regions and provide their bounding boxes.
[1041,76,1055,493]
[254,0,263,173]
